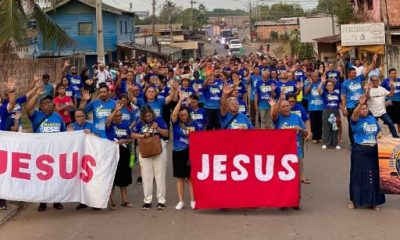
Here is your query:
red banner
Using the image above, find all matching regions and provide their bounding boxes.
[190,129,300,209]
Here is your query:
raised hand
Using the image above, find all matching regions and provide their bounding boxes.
[6,77,16,91]
[64,60,70,68]
[222,83,233,96]
[178,90,185,101]
[372,53,379,62]
[151,122,158,130]
[296,81,303,89]
[82,90,91,101]
[359,95,367,105]
[14,112,22,120]
[115,101,124,111]
[268,98,276,107]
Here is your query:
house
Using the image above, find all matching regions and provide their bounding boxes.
[38,0,135,67]
[313,35,341,62]
[254,18,298,41]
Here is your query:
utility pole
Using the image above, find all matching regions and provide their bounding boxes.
[152,0,157,46]
[190,0,197,31]
[96,0,105,63]
[249,1,252,31]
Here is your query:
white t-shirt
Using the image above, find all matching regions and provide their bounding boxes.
[367,86,390,117]
[95,70,111,88]
[354,65,364,77]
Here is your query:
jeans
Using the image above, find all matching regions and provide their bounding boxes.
[259,109,274,129]
[376,113,399,137]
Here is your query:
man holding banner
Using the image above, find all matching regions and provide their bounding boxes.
[26,83,67,212]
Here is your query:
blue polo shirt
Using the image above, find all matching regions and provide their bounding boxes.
[341,75,365,109]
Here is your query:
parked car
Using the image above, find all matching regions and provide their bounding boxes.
[228,39,243,50]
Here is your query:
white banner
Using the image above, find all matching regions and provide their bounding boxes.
[0,131,119,208]
[341,23,385,46]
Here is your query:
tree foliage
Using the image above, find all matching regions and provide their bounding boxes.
[288,30,314,59]
[0,0,74,52]
[258,3,305,21]
[314,0,356,24]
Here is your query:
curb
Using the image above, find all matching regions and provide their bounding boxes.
[0,203,22,227]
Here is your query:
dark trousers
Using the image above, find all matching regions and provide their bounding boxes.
[309,110,323,140]
[205,108,221,130]
[346,108,355,144]
[376,113,399,137]
[322,109,339,146]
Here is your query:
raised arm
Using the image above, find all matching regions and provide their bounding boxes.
[220,84,234,116]
[166,81,178,104]
[5,77,16,112]
[105,102,123,128]
[363,53,378,79]
[171,91,184,123]
[317,75,326,95]
[79,90,92,109]
[26,85,44,117]
[351,95,367,122]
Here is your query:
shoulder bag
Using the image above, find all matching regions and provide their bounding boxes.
[137,126,162,158]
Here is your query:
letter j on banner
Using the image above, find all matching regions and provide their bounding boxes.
[190,129,300,209]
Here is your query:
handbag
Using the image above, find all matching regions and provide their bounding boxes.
[138,128,162,158]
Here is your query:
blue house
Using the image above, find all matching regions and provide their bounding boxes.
[38,0,135,67]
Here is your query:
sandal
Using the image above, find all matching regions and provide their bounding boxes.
[348,203,355,209]
[301,178,311,184]
[110,204,118,210]
[121,202,133,208]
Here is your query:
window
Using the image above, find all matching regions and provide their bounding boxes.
[125,21,128,34]
[120,21,123,35]
[78,22,93,36]
[367,0,373,10]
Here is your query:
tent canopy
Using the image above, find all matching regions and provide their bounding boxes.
[338,45,385,55]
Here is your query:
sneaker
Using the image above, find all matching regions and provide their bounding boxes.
[175,201,184,210]
[76,203,88,210]
[53,203,64,210]
[136,176,143,185]
[156,203,165,210]
[336,145,341,150]
[321,145,327,150]
[37,203,47,212]
[142,203,151,210]
[190,201,196,210]
[0,200,7,210]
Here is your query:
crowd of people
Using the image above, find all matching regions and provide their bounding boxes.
[0,50,399,211]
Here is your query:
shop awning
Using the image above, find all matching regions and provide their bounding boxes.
[338,45,385,55]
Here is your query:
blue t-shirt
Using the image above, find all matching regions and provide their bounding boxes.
[29,110,66,133]
[351,115,380,145]
[326,70,340,81]
[133,117,168,136]
[221,112,253,129]
[341,75,365,109]
[4,96,27,129]
[300,76,310,100]
[120,107,134,126]
[66,74,83,98]
[172,120,200,151]
[274,113,305,157]
[291,103,309,122]
[191,79,204,103]
[0,103,10,130]
[71,121,99,135]
[203,80,223,110]
[106,122,132,141]
[228,80,247,100]
[238,99,247,115]
[250,74,262,101]
[64,85,76,99]
[294,70,305,81]
[256,80,275,110]
[276,80,297,98]
[137,97,166,117]
[323,90,341,110]
[307,81,324,111]
[189,107,207,130]
[84,99,116,138]
[382,77,400,101]
[181,86,196,105]
[40,83,54,99]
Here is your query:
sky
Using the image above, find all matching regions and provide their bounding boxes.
[103,0,319,13]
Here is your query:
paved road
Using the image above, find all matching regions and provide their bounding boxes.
[2,121,400,240]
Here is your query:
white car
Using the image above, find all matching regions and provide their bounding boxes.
[228,39,242,50]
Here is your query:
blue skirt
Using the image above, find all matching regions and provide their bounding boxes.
[350,144,385,207]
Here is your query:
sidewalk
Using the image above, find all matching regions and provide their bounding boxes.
[0,202,19,227]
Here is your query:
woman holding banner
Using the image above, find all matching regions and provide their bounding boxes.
[105,102,134,210]
[132,106,169,210]
[171,91,200,210]
[349,95,385,210]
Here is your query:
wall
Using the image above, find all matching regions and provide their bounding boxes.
[299,16,339,43]
[0,54,64,96]
[256,25,297,40]
[386,0,400,27]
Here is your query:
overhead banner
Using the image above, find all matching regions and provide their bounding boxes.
[0,131,119,208]
[190,130,300,209]
[378,137,400,194]
[341,23,385,46]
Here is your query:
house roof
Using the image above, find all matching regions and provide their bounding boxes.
[117,43,181,56]
[44,0,132,15]
[255,19,298,26]
[313,34,341,43]
[136,24,183,33]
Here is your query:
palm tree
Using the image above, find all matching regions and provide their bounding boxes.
[0,0,74,53]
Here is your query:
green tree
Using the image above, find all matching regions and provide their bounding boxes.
[288,30,314,59]
[259,3,304,21]
[158,1,182,24]
[176,8,208,29]
[315,0,356,24]
[0,0,74,52]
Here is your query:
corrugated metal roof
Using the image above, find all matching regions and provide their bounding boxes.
[45,0,132,15]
